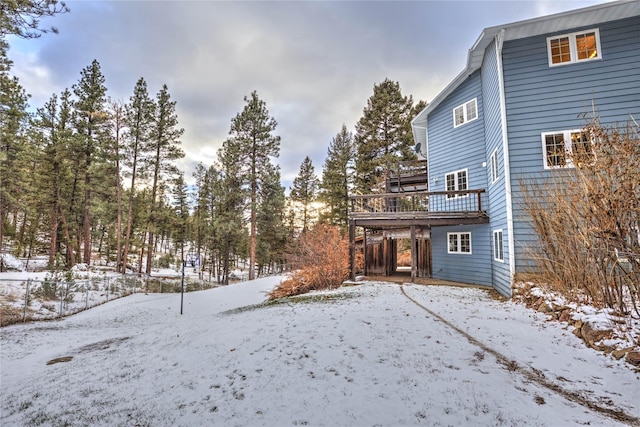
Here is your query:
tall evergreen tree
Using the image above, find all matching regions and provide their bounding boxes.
[72,59,108,265]
[0,61,29,257]
[290,156,319,232]
[0,0,69,39]
[144,84,184,275]
[217,145,246,285]
[121,77,154,273]
[106,99,125,270]
[32,89,75,265]
[257,163,287,274]
[354,78,417,193]
[319,124,354,228]
[172,172,189,263]
[1,0,66,265]
[223,90,280,280]
[192,162,208,275]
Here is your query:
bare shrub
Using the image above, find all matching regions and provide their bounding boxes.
[521,116,639,316]
[269,224,350,299]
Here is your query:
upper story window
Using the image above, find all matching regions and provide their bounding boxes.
[453,98,478,128]
[446,168,468,198]
[547,28,601,67]
[542,130,593,169]
[489,148,499,184]
[493,229,504,262]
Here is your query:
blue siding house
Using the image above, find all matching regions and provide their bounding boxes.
[409,0,640,296]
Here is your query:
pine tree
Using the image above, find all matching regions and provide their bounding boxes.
[32,89,75,266]
[106,99,125,270]
[223,90,280,280]
[1,0,67,266]
[0,62,29,258]
[257,163,287,274]
[354,78,417,193]
[72,59,108,265]
[172,172,189,263]
[319,124,354,228]
[192,162,209,277]
[216,145,246,285]
[144,84,184,275]
[290,156,319,232]
[0,0,69,39]
[121,77,154,273]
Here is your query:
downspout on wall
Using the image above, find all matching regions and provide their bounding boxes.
[495,29,516,292]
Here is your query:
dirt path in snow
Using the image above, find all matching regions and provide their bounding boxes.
[399,285,640,426]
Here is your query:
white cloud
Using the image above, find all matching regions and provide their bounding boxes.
[6,0,603,188]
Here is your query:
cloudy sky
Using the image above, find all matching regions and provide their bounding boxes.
[7,0,606,190]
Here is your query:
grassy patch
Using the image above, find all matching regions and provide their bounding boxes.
[222,291,358,316]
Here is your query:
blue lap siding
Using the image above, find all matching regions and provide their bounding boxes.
[503,15,640,271]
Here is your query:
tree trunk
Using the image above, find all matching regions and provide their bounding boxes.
[49,208,59,266]
[83,185,91,265]
[60,209,75,267]
[146,232,154,275]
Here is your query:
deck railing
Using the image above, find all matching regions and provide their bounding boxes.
[350,189,486,217]
[388,160,427,178]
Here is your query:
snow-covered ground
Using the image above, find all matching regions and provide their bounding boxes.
[1,276,639,426]
[0,255,221,324]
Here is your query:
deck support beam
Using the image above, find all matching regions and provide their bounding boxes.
[411,225,417,283]
[349,219,356,281]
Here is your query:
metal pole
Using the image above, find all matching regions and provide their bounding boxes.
[86,283,89,309]
[180,259,185,314]
[59,282,64,318]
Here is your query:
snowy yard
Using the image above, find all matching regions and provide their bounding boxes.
[1,277,639,426]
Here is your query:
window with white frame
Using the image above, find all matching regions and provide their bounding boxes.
[542,130,592,168]
[547,28,601,66]
[453,98,478,128]
[445,169,468,198]
[493,229,504,262]
[489,148,499,184]
[448,232,471,254]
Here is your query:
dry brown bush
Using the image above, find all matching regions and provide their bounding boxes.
[521,116,639,316]
[397,250,412,267]
[269,224,350,300]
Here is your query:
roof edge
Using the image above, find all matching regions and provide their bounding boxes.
[418,0,639,119]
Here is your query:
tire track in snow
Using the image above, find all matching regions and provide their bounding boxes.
[399,284,640,426]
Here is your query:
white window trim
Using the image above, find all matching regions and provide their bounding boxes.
[445,168,469,198]
[452,98,478,128]
[447,232,472,254]
[547,28,602,67]
[489,148,499,184]
[541,129,591,169]
[493,229,504,262]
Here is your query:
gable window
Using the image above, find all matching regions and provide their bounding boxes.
[542,130,592,169]
[445,169,468,198]
[448,232,471,254]
[489,149,499,184]
[453,98,478,128]
[493,230,504,262]
[547,29,601,66]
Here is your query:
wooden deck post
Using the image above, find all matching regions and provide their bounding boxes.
[349,220,356,281]
[411,225,417,283]
[363,228,368,277]
[383,234,388,276]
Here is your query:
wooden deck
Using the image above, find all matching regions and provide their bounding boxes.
[350,189,488,228]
